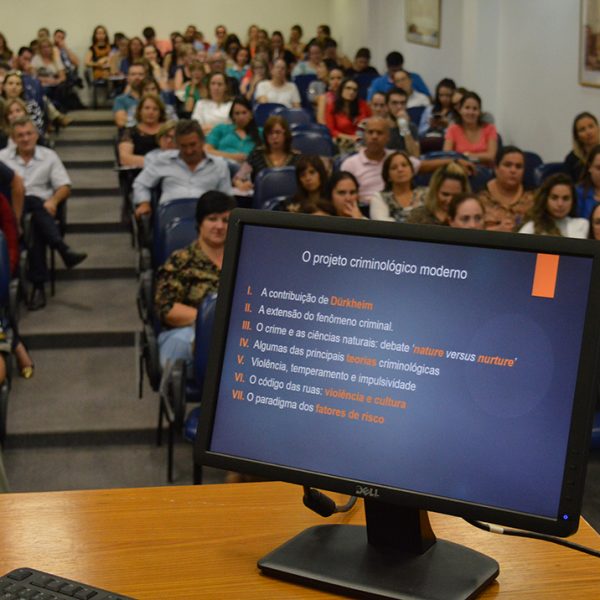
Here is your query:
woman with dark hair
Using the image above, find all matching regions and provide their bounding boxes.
[233,115,300,191]
[163,33,185,87]
[519,173,588,238]
[448,193,485,229]
[2,71,46,134]
[576,144,600,219]
[287,25,305,60]
[443,91,497,166]
[324,77,371,146]
[316,65,343,125]
[0,33,13,62]
[370,151,424,222]
[270,31,296,68]
[205,96,262,162]
[226,46,250,82]
[280,155,329,213]
[121,36,145,75]
[324,171,365,219]
[588,203,600,240]
[191,72,232,134]
[407,161,470,225]
[478,145,533,231]
[240,57,269,101]
[85,25,111,81]
[418,78,457,151]
[565,112,600,183]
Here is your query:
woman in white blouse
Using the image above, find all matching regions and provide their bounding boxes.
[191,72,232,134]
[255,58,301,108]
[519,174,589,238]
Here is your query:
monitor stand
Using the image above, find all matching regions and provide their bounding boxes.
[258,498,499,600]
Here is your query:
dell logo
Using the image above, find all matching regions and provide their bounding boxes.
[355,485,380,498]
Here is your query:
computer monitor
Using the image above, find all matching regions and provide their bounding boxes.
[195,209,600,599]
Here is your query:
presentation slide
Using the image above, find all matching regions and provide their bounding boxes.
[210,225,593,518]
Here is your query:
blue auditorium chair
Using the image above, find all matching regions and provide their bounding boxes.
[272,106,312,126]
[292,74,317,114]
[291,131,335,157]
[252,167,297,209]
[534,162,569,186]
[522,151,543,190]
[355,72,378,100]
[407,106,426,127]
[254,102,286,127]
[469,166,494,193]
[290,122,330,135]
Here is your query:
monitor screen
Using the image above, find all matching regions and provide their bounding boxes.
[195,209,600,539]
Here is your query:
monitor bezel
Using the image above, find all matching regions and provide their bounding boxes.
[195,208,600,537]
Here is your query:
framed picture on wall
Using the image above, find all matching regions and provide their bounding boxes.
[581,0,600,87]
[405,0,441,48]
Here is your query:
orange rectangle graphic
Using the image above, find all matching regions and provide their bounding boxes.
[531,254,559,298]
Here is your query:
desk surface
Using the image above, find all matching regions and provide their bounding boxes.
[0,482,598,599]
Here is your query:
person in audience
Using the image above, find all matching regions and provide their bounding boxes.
[324,77,370,149]
[345,47,379,78]
[418,78,456,141]
[340,116,396,204]
[406,161,470,226]
[306,24,331,50]
[367,51,430,100]
[520,174,588,238]
[240,57,268,101]
[369,151,425,222]
[205,96,261,163]
[292,42,323,77]
[443,92,497,166]
[143,45,166,89]
[270,31,296,69]
[324,171,365,219]
[3,97,28,130]
[286,25,305,60]
[142,26,171,58]
[172,44,196,92]
[53,29,80,89]
[133,77,177,124]
[180,60,206,116]
[133,119,232,218]
[369,92,388,119]
[143,119,177,166]
[315,65,343,124]
[154,190,236,369]
[109,35,129,78]
[0,117,87,309]
[163,33,185,87]
[85,25,111,81]
[588,202,600,240]
[113,61,146,128]
[226,46,250,82]
[565,112,599,183]
[2,71,46,135]
[246,25,259,58]
[118,93,166,168]
[448,193,485,230]
[233,115,300,191]
[279,155,329,213]
[32,37,67,109]
[122,37,145,75]
[209,25,228,56]
[576,144,600,219]
[191,72,232,134]
[322,38,351,71]
[392,69,431,109]
[385,88,420,157]
[0,33,13,63]
[255,58,300,108]
[478,146,533,231]
[205,51,239,97]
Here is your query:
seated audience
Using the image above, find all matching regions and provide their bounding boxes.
[407,161,470,226]
[118,93,166,168]
[345,47,379,78]
[448,193,485,229]
[246,25,259,58]
[191,72,232,134]
[121,37,145,74]
[163,33,186,88]
[292,42,323,77]
[286,25,305,60]
[133,119,232,218]
[519,173,588,238]
[0,33,13,63]
[418,78,457,151]
[324,171,365,219]
[180,60,207,115]
[315,65,342,124]
[226,46,250,82]
[443,92,497,166]
[209,25,228,55]
[0,117,87,309]
[143,119,177,164]
[131,77,177,124]
[588,203,600,240]
[205,51,239,97]
[32,37,66,90]
[385,88,420,157]
[392,69,431,108]
[233,115,300,191]
[322,38,351,71]
[369,92,388,119]
[240,57,268,101]
[576,144,600,218]
[53,29,81,92]
[154,190,236,369]
[565,112,599,183]
[255,58,301,108]
[85,25,111,81]
[478,146,533,231]
[369,151,425,222]
[324,77,371,152]
[173,44,196,92]
[205,96,261,163]
[109,34,129,78]
[112,61,147,128]
[142,26,172,58]
[367,51,430,100]
[2,71,46,135]
[143,44,166,89]
[279,155,329,213]
[270,31,296,69]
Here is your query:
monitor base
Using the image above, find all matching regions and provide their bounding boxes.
[258,524,499,600]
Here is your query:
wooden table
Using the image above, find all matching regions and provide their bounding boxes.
[0,482,598,599]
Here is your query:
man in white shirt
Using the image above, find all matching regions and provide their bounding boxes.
[0,117,86,309]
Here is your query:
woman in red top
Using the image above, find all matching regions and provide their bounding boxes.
[325,77,371,150]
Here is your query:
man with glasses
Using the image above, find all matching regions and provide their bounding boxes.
[385,88,420,157]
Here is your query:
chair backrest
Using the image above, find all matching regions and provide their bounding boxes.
[254,103,286,127]
[252,167,297,210]
[153,198,198,267]
[0,231,10,309]
[292,74,317,109]
[273,106,312,126]
[291,131,335,157]
[290,122,330,135]
[355,72,378,100]
[194,292,218,388]
[407,106,426,126]
[162,217,198,264]
[534,162,569,187]
[469,166,494,193]
[522,151,543,190]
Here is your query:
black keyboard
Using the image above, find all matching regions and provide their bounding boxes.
[0,567,135,599]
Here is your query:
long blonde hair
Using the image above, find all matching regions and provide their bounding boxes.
[424,161,470,213]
